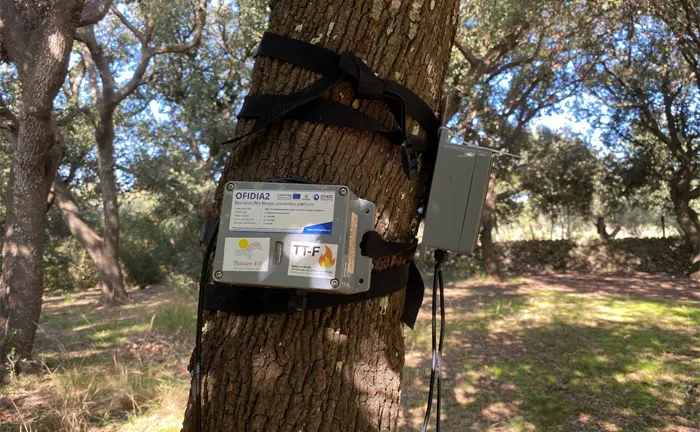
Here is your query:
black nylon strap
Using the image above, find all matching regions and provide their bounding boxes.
[256,31,338,75]
[255,32,438,135]
[227,32,440,180]
[239,97,406,145]
[202,260,424,328]
[360,230,418,259]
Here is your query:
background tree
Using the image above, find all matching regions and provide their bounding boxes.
[49,0,208,304]
[148,0,267,176]
[591,150,670,240]
[181,0,460,430]
[521,128,598,240]
[445,0,600,277]
[0,0,114,367]
[583,3,700,279]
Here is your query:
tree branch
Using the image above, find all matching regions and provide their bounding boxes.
[79,41,102,106]
[110,6,146,44]
[454,40,482,70]
[482,20,530,69]
[79,0,115,27]
[660,75,684,158]
[113,0,207,104]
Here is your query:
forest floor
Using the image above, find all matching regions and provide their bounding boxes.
[1,272,699,431]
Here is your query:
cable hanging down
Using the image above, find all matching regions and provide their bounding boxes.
[421,249,447,432]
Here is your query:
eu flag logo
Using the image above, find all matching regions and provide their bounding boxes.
[292,193,301,199]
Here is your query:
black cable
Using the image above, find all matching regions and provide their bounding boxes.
[195,177,315,432]
[420,258,438,432]
[436,257,446,430]
[421,249,447,432]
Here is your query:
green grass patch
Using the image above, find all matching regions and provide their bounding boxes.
[403,283,700,431]
[151,298,198,333]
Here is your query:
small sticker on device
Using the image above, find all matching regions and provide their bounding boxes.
[223,237,270,272]
[288,242,338,279]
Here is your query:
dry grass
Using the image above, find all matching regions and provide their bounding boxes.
[2,273,699,431]
[0,286,196,432]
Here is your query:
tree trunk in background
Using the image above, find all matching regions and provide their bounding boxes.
[670,173,700,280]
[595,216,621,241]
[181,0,459,430]
[480,175,502,280]
[0,1,82,365]
[95,111,128,303]
[51,178,128,300]
[75,6,207,303]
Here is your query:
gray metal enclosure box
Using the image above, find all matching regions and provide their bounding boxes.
[422,129,496,253]
[212,182,375,294]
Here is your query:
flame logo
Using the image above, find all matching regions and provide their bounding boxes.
[234,238,263,259]
[318,246,336,268]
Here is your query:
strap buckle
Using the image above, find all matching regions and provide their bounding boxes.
[401,139,419,180]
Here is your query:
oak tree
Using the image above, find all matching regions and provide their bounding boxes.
[584,3,700,279]
[54,0,208,304]
[181,0,460,430]
[0,0,113,368]
[444,0,600,277]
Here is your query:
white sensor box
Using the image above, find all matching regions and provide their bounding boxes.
[212,182,375,294]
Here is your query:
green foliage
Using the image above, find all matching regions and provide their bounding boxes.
[521,127,598,219]
[44,235,100,293]
[119,195,177,286]
[580,2,700,247]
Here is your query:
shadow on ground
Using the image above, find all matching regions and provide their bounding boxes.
[400,272,700,432]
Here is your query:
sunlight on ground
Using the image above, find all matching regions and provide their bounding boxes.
[401,274,700,431]
[1,273,699,431]
[0,286,196,432]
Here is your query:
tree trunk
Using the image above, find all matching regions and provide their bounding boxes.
[479,174,502,280]
[0,116,62,362]
[95,112,128,303]
[181,0,459,430]
[51,178,129,301]
[550,214,555,240]
[0,1,82,367]
[595,216,621,241]
[670,175,700,280]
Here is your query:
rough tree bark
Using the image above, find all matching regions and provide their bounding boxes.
[670,171,700,280]
[50,177,128,298]
[0,0,81,364]
[181,0,459,430]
